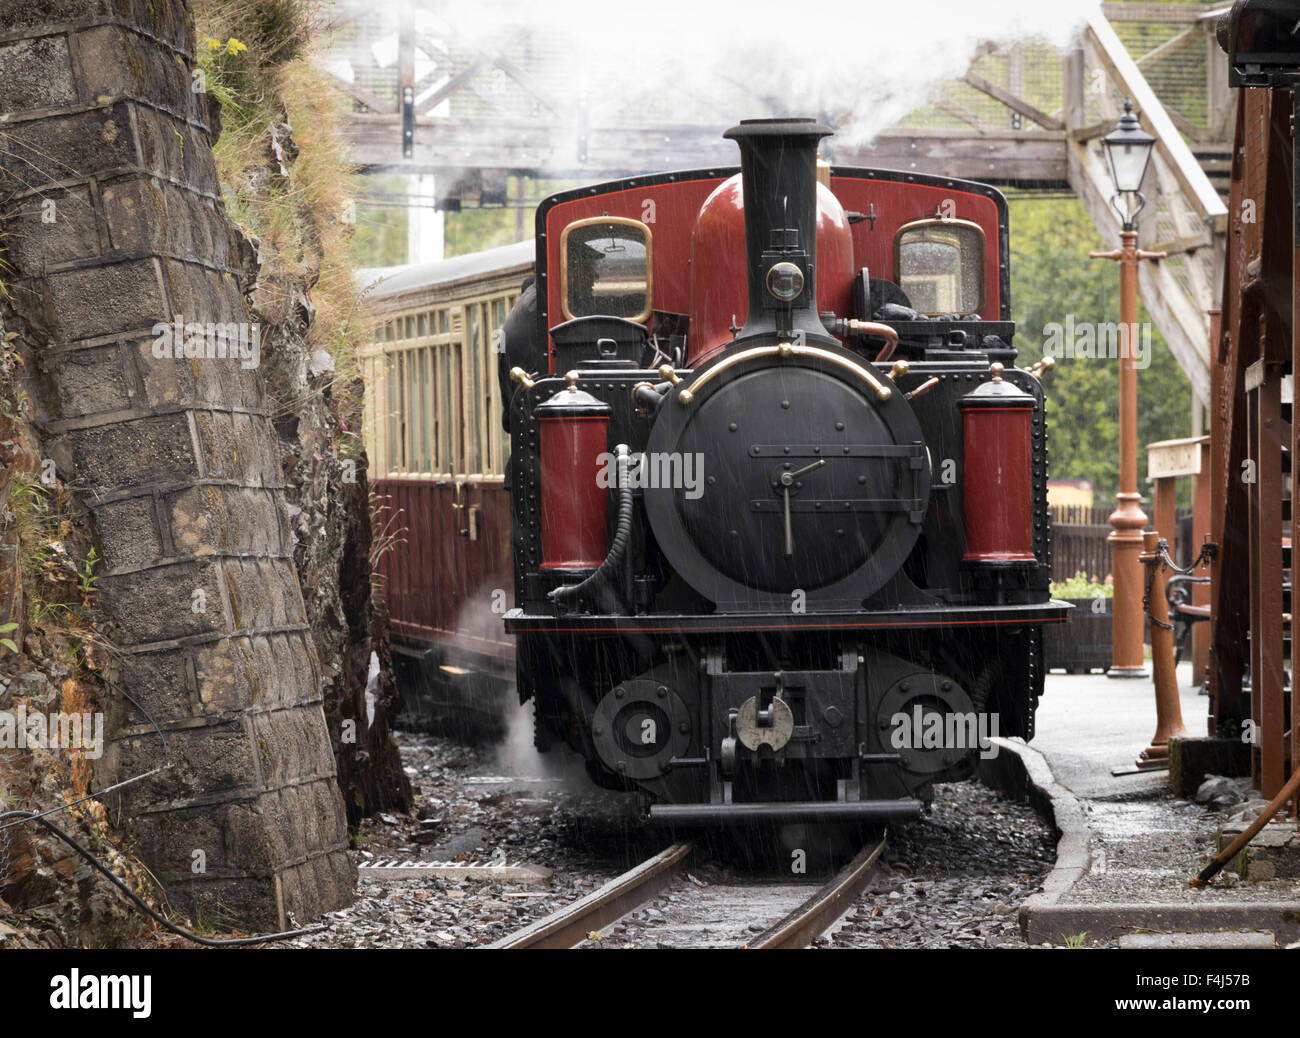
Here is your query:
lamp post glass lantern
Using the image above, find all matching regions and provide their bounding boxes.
[1089,98,1164,681]
[1102,100,1156,229]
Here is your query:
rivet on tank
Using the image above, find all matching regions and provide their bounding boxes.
[534,371,611,571]
[959,362,1037,564]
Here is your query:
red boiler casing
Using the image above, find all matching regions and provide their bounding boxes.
[535,380,612,570]
[959,372,1036,562]
[687,174,854,365]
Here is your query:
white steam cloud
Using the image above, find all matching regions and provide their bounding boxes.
[325,0,1103,148]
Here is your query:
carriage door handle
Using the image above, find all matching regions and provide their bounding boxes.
[451,481,471,538]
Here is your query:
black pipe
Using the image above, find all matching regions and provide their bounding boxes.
[632,380,670,415]
[723,117,838,348]
[648,799,923,825]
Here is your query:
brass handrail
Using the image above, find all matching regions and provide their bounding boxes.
[676,343,892,404]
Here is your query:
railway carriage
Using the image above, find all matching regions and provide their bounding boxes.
[360,241,529,732]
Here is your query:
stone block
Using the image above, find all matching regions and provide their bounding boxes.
[220,557,307,631]
[102,178,226,262]
[0,102,139,196]
[279,856,346,928]
[1219,821,1300,881]
[0,0,113,35]
[1168,736,1251,797]
[115,647,193,722]
[191,630,317,714]
[46,258,168,341]
[0,35,77,111]
[74,25,191,117]
[166,873,281,932]
[106,0,195,53]
[166,485,289,557]
[114,719,260,810]
[177,121,219,194]
[133,108,217,192]
[65,412,196,493]
[101,178,168,255]
[47,342,134,417]
[192,410,279,483]
[193,355,265,412]
[3,185,99,273]
[132,336,197,409]
[250,705,333,793]
[94,493,163,570]
[98,558,231,645]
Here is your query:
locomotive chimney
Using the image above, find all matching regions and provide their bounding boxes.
[723,117,838,348]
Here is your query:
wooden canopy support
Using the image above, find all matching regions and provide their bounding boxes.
[1211,86,1296,813]
[961,72,1065,131]
[347,119,1071,184]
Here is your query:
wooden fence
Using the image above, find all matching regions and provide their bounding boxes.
[1049,503,1193,582]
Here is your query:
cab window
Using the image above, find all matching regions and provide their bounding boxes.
[561,217,652,322]
[894,218,985,316]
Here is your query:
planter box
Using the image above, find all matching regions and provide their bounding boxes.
[1044,597,1112,674]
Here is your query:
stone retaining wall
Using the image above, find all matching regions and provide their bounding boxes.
[0,0,354,928]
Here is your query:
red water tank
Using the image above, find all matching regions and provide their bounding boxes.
[535,374,611,570]
[687,174,853,365]
[960,365,1036,562]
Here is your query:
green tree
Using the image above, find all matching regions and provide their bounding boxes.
[351,173,409,268]
[443,177,585,257]
[1008,195,1191,504]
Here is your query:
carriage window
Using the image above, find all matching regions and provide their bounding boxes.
[894,218,985,316]
[466,304,483,474]
[561,217,652,323]
[417,347,431,471]
[385,354,400,473]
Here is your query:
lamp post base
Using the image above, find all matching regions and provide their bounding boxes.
[1107,665,1149,679]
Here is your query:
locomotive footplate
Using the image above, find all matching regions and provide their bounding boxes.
[504,600,1070,634]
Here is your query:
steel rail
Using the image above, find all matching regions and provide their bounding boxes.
[746,836,887,949]
[488,842,692,949]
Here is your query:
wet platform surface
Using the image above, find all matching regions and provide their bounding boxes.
[1024,664,1300,945]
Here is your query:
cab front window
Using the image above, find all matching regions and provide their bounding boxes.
[894,218,985,316]
[561,217,652,322]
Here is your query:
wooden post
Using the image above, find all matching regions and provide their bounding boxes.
[1246,359,1286,799]
[1137,531,1188,768]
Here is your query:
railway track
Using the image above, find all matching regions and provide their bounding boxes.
[489,836,886,949]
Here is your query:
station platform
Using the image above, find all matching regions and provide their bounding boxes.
[985,664,1300,948]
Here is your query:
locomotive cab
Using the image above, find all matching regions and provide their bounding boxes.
[502,116,1067,825]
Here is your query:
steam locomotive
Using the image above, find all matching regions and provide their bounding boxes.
[501,117,1067,825]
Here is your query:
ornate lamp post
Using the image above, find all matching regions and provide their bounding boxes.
[1090,101,1165,679]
